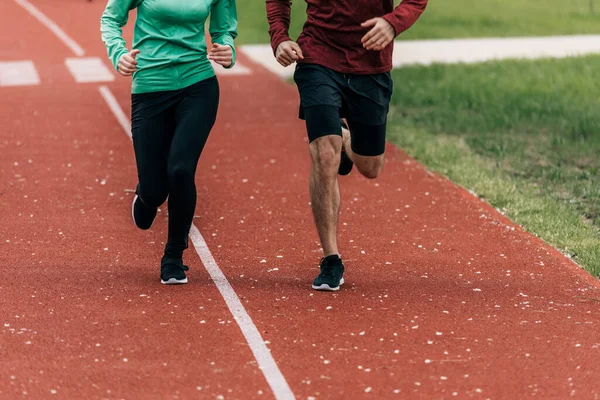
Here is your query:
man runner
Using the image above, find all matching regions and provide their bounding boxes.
[266,0,428,291]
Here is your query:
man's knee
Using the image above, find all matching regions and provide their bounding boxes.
[310,136,342,173]
[355,156,385,179]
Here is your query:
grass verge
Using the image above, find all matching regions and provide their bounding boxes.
[387,55,600,276]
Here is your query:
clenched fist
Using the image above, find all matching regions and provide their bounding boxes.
[208,43,233,68]
[275,41,304,67]
[118,49,140,76]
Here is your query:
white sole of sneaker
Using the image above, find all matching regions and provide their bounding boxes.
[131,194,138,226]
[161,277,188,285]
[312,278,344,291]
[132,193,157,230]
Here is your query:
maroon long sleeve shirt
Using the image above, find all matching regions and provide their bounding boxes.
[266,0,428,74]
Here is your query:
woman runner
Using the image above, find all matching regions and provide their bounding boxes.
[101,0,237,284]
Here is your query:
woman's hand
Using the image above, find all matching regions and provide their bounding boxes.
[118,49,140,76]
[208,43,233,68]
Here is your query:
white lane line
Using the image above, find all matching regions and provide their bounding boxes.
[66,57,115,83]
[98,86,131,139]
[189,226,295,400]
[97,85,295,400]
[0,61,40,87]
[14,0,85,57]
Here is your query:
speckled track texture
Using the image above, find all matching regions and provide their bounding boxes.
[1,1,599,399]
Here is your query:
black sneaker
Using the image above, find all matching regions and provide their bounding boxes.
[160,258,189,285]
[131,185,157,230]
[339,120,353,176]
[312,254,345,291]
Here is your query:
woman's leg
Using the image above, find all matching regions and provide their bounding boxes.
[164,77,220,260]
[131,91,179,210]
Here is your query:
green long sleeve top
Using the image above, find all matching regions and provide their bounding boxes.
[101,0,237,94]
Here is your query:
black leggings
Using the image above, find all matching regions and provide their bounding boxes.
[131,77,219,258]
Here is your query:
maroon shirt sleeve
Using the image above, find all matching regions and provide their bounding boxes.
[382,0,429,36]
[266,0,293,54]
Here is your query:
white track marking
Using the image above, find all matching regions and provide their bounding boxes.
[14,0,85,57]
[66,58,115,83]
[189,226,295,399]
[98,85,295,400]
[0,61,40,86]
[98,86,131,139]
[211,60,253,76]
[239,45,288,77]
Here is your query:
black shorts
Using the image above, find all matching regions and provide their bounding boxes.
[293,63,393,157]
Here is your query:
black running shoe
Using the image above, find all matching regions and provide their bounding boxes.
[160,258,189,285]
[131,185,157,230]
[312,254,345,291]
[339,120,353,176]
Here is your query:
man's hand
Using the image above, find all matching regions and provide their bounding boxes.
[275,40,304,67]
[208,43,233,68]
[361,18,396,51]
[118,49,140,76]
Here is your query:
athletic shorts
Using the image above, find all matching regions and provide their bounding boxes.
[293,63,393,157]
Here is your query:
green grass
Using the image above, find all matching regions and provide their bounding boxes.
[236,0,600,44]
[236,1,306,44]
[403,0,600,40]
[387,55,600,276]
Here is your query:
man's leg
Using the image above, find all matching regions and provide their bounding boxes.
[309,134,343,257]
[294,64,347,291]
[302,106,346,291]
[341,71,393,179]
[341,120,385,179]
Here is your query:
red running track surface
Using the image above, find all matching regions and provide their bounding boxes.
[1,1,599,399]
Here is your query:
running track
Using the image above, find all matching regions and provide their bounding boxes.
[1,1,600,399]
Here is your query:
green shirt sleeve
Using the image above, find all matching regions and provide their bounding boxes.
[100,0,141,71]
[209,0,238,69]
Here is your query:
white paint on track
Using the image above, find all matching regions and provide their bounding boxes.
[189,226,295,400]
[98,86,131,139]
[211,60,253,76]
[98,85,295,400]
[66,57,115,83]
[14,0,85,57]
[0,61,40,86]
